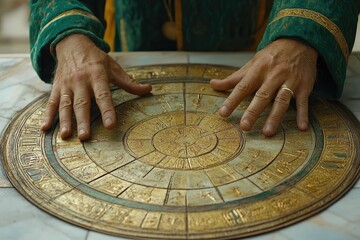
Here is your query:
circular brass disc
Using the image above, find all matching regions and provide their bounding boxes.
[2,64,360,239]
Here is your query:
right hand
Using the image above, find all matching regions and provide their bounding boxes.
[40,34,152,141]
[210,38,318,136]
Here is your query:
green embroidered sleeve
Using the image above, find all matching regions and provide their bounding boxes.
[258,0,360,99]
[29,0,109,83]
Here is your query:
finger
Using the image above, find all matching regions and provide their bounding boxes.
[209,63,252,91]
[240,85,275,131]
[262,86,294,136]
[218,68,261,117]
[92,78,116,129]
[210,70,245,91]
[41,91,60,131]
[72,88,91,141]
[296,94,309,131]
[58,94,74,139]
[109,58,152,95]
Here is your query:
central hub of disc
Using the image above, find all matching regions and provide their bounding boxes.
[153,125,217,158]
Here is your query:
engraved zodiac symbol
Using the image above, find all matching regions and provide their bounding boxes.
[192,94,202,106]
[232,186,242,196]
[156,121,167,131]
[199,191,217,202]
[275,159,292,174]
[99,180,126,194]
[79,165,99,180]
[20,152,39,167]
[25,167,51,182]
[273,198,297,211]
[82,202,108,219]
[157,95,179,112]
[224,209,247,225]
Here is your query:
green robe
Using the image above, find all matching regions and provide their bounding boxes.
[29,0,360,99]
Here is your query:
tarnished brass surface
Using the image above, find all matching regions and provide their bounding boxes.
[2,64,360,239]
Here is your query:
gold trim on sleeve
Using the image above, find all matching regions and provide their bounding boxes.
[271,8,349,61]
[40,9,101,34]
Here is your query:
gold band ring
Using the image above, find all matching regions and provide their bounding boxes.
[280,84,294,97]
[60,95,72,105]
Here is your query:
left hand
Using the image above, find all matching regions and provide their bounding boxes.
[40,34,152,141]
[210,38,318,136]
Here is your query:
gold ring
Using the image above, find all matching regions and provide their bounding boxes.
[60,94,71,98]
[280,84,294,96]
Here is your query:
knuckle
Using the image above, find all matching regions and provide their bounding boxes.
[245,107,259,119]
[59,99,72,109]
[95,91,112,101]
[257,54,273,67]
[274,64,288,74]
[234,82,250,93]
[274,94,290,106]
[101,108,114,117]
[129,76,137,84]
[226,95,239,107]
[255,89,271,100]
[47,97,58,107]
[59,119,72,126]
[122,74,137,85]
[73,97,90,109]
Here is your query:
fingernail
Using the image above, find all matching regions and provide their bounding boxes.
[61,126,67,135]
[300,121,308,130]
[105,118,112,127]
[219,105,228,116]
[241,119,251,130]
[41,122,46,130]
[263,124,274,134]
[78,128,86,136]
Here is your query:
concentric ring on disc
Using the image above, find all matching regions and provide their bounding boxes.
[124,111,243,170]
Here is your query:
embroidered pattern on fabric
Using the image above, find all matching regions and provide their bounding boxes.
[271,8,349,61]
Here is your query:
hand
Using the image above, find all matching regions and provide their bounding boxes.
[40,34,152,141]
[210,38,318,136]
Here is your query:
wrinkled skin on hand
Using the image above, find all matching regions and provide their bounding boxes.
[41,36,317,141]
[210,38,318,136]
[40,34,152,141]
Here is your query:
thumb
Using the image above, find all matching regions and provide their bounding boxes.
[108,58,152,96]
